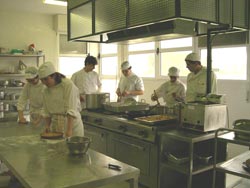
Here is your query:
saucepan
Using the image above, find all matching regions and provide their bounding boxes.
[85,93,110,110]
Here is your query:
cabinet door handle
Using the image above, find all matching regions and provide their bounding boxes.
[113,139,146,151]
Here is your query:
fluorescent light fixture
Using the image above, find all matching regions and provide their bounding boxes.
[43,0,67,6]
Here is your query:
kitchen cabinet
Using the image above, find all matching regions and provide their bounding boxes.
[84,123,109,155]
[159,129,227,188]
[213,128,250,188]
[0,54,45,121]
[84,123,158,188]
[108,132,158,188]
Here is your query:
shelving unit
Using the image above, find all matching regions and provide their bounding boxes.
[0,54,45,121]
[159,129,227,188]
[213,128,250,188]
[0,54,45,67]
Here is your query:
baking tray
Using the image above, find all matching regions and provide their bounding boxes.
[103,102,149,113]
[134,114,177,125]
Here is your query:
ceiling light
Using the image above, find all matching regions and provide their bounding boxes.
[43,0,67,6]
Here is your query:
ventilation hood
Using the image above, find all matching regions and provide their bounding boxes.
[67,0,250,44]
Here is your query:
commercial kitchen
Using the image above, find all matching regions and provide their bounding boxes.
[0,0,250,188]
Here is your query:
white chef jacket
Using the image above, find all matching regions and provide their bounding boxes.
[42,78,84,137]
[117,72,144,102]
[17,80,45,115]
[71,69,102,94]
[155,80,186,107]
[186,66,217,102]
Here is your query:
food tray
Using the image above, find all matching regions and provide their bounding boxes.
[40,132,64,139]
[167,153,189,164]
[103,102,149,113]
[134,114,177,125]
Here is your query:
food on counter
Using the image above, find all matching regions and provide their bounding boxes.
[40,132,63,139]
[136,115,175,122]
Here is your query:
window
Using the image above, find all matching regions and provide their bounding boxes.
[161,37,192,48]
[160,51,192,77]
[160,37,192,77]
[100,43,119,101]
[58,34,87,78]
[128,42,156,78]
[201,47,247,80]
[59,56,85,78]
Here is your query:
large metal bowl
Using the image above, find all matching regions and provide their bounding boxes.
[66,136,91,155]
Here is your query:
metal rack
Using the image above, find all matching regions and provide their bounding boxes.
[213,128,250,188]
[0,54,45,121]
[159,129,227,188]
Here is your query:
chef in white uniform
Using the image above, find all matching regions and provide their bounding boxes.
[116,61,144,102]
[185,52,217,102]
[151,67,186,107]
[71,55,102,109]
[17,66,45,125]
[38,62,83,137]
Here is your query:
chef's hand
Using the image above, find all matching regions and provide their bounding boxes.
[18,117,27,124]
[65,129,73,138]
[80,94,85,102]
[122,90,130,97]
[44,125,50,133]
[172,92,177,98]
[151,94,158,101]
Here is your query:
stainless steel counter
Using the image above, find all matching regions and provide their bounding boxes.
[0,122,140,188]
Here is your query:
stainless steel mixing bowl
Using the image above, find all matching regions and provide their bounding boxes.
[66,136,91,155]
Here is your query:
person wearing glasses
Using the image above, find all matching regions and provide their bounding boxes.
[116,61,144,102]
[38,61,83,137]
[17,66,45,124]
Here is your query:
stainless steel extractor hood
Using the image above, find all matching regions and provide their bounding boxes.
[67,0,250,43]
[105,19,196,44]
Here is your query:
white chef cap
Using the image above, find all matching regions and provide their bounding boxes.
[25,66,38,79]
[168,67,180,77]
[38,61,56,79]
[121,61,131,70]
[185,52,201,62]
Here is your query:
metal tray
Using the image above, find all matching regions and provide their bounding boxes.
[134,114,177,125]
[103,102,149,113]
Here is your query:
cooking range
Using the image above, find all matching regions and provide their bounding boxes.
[81,108,177,188]
[82,109,177,143]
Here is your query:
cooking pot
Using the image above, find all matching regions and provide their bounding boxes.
[86,93,110,109]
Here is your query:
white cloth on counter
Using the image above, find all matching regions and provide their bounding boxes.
[117,72,144,102]
[186,66,217,102]
[42,78,84,136]
[155,80,186,107]
[17,80,45,115]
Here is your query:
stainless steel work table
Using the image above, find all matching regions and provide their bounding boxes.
[0,122,140,188]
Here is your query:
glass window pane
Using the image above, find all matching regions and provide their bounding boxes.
[59,57,84,78]
[101,79,118,102]
[128,53,155,77]
[128,42,155,51]
[101,57,118,75]
[161,37,192,49]
[101,43,117,54]
[201,47,247,80]
[160,51,192,76]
